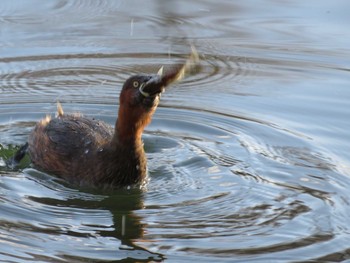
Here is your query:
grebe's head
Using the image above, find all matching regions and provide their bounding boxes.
[117,47,199,142]
[120,71,164,112]
[117,67,179,142]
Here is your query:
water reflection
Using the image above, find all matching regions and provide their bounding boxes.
[0,167,164,261]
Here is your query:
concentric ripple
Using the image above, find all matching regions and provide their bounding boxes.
[1,43,350,261]
[0,168,164,262]
[1,101,349,261]
[0,48,260,107]
[1,41,349,260]
[1,0,350,260]
[138,107,350,260]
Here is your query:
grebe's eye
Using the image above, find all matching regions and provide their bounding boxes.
[133,81,139,88]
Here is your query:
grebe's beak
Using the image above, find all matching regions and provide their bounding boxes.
[138,69,165,98]
[139,46,199,98]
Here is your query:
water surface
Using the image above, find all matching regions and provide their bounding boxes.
[1,0,350,262]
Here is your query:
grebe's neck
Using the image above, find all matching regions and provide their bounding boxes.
[114,120,143,147]
[112,105,154,148]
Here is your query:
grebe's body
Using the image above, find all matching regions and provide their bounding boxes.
[29,73,163,188]
[29,111,147,187]
[10,48,198,188]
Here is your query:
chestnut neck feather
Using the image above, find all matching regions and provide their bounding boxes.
[114,105,153,147]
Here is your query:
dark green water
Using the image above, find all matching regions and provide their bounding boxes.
[1,1,350,262]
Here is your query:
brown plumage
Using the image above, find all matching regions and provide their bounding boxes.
[11,48,198,188]
[29,74,163,188]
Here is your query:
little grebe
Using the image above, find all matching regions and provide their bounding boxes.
[10,48,198,188]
